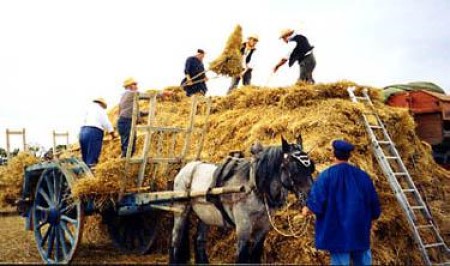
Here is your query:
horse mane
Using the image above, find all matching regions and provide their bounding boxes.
[254,146,283,192]
[234,145,285,207]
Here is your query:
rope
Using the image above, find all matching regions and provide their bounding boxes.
[263,194,311,238]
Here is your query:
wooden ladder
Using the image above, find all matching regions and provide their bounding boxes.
[120,92,212,194]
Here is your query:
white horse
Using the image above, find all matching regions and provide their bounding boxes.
[169,136,315,264]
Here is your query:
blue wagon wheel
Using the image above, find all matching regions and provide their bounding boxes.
[103,211,158,254]
[32,167,84,264]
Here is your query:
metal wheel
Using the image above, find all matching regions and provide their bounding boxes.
[104,211,158,254]
[32,167,84,264]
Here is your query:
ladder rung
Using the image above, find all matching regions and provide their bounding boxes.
[434,262,450,266]
[416,224,434,230]
[369,125,383,129]
[411,206,426,210]
[385,156,399,160]
[377,140,391,145]
[423,242,445,249]
[394,172,408,176]
[402,189,416,193]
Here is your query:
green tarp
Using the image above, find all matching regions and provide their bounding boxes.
[382,82,446,102]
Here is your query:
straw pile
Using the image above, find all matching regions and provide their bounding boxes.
[0,152,39,207]
[1,81,448,264]
[209,25,244,77]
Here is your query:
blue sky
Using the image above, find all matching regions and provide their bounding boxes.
[0,0,449,150]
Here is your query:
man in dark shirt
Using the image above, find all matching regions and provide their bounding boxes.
[274,28,316,84]
[181,49,208,97]
[302,140,381,265]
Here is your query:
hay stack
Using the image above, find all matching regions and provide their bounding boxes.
[1,81,448,264]
[0,152,39,207]
[209,25,244,77]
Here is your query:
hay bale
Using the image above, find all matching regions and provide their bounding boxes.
[0,152,39,207]
[209,25,244,77]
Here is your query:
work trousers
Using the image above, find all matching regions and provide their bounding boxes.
[228,69,252,94]
[299,53,316,84]
[118,117,136,158]
[330,249,372,266]
[79,126,104,167]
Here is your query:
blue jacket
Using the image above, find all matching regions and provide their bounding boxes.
[306,162,381,252]
[181,56,207,96]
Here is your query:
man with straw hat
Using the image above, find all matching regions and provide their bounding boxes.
[227,34,259,94]
[181,49,208,97]
[302,139,381,265]
[118,77,172,158]
[118,77,139,158]
[273,28,316,84]
[79,97,115,168]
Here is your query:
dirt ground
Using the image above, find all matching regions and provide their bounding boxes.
[0,213,170,264]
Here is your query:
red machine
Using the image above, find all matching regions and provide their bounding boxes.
[383,82,450,169]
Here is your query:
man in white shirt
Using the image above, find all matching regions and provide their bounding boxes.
[273,29,316,84]
[79,97,115,167]
[228,34,259,94]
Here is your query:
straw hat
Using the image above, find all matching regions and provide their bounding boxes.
[248,34,259,42]
[93,97,108,109]
[123,77,137,88]
[279,28,294,39]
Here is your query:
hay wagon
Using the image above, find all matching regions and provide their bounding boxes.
[15,93,245,264]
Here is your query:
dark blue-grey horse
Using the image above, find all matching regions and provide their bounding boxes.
[169,136,315,264]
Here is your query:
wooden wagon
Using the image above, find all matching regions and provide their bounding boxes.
[15,93,245,264]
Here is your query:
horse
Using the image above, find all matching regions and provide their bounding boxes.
[169,136,315,264]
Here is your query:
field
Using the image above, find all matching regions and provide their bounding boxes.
[0,211,169,264]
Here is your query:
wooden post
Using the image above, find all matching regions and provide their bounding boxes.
[137,93,157,188]
[5,128,27,160]
[53,130,69,152]
[22,128,26,152]
[181,96,198,160]
[195,98,212,160]
[6,129,10,160]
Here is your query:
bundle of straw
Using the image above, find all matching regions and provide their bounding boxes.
[209,25,244,77]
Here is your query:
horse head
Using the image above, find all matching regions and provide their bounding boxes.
[280,135,315,205]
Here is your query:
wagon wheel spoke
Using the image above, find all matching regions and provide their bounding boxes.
[45,172,55,202]
[37,221,49,230]
[57,225,68,259]
[53,169,61,204]
[54,226,60,262]
[36,205,50,212]
[61,214,78,226]
[40,224,53,246]
[59,204,73,214]
[60,221,75,244]
[46,226,55,260]
[38,188,53,207]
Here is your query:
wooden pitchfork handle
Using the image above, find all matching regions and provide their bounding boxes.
[181,74,219,87]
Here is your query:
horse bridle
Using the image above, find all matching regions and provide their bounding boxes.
[282,150,313,204]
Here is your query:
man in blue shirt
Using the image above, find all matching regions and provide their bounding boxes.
[302,140,381,266]
[181,49,208,97]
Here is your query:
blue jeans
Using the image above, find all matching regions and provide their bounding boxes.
[118,117,136,157]
[79,126,104,167]
[330,249,372,266]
